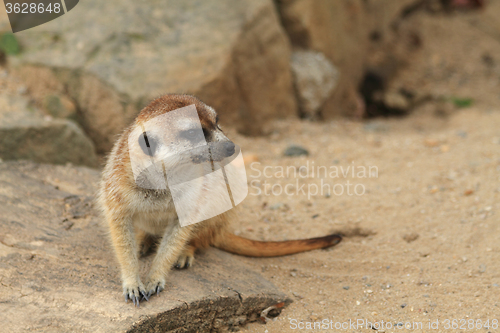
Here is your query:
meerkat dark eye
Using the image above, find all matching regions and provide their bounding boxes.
[202,128,211,141]
[138,132,157,156]
[215,115,222,131]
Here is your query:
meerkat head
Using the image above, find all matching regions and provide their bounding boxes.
[127,94,237,191]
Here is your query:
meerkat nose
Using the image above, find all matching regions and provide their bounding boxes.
[223,141,235,156]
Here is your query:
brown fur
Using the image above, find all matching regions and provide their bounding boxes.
[98,94,341,306]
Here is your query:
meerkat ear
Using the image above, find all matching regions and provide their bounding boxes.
[138,132,157,156]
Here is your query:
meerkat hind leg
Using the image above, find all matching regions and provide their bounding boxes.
[174,244,196,269]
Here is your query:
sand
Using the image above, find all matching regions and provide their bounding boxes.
[226,7,500,332]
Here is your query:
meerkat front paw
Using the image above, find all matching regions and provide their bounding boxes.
[123,279,148,307]
[174,245,195,269]
[145,276,166,298]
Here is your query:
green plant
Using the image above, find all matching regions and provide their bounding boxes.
[0,33,20,55]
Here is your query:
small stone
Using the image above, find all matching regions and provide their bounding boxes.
[284,145,309,157]
[384,91,410,110]
[312,214,319,219]
[17,86,27,95]
[269,203,286,210]
[457,131,467,138]
[492,284,499,287]
[343,286,350,290]
[403,232,419,243]
[464,189,474,196]
[424,139,440,147]
[479,264,486,273]
[401,303,407,308]
[356,301,361,305]
[364,122,389,133]
[290,272,297,277]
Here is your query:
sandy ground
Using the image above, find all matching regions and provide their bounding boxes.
[224,7,500,333]
[229,107,499,332]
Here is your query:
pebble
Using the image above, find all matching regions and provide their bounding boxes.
[269,203,286,210]
[424,139,440,147]
[401,303,407,308]
[343,286,350,290]
[492,284,499,287]
[479,264,486,273]
[457,130,467,138]
[464,189,474,196]
[290,272,297,277]
[284,145,309,157]
[364,122,389,133]
[17,86,27,95]
[403,232,419,243]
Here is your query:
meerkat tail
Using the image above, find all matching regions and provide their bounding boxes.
[213,232,342,257]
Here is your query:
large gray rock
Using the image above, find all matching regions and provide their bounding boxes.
[0,161,291,332]
[0,93,98,167]
[7,0,297,153]
[276,0,421,118]
[290,50,339,119]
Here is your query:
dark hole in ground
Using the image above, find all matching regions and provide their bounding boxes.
[359,71,414,118]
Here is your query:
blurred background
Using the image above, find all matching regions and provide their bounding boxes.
[0,0,496,166]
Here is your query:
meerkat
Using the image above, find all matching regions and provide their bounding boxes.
[98,94,342,306]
